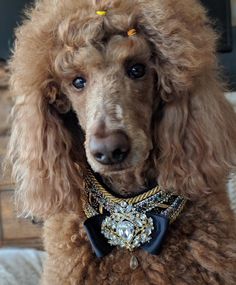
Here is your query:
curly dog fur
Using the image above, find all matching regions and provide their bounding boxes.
[7,0,236,284]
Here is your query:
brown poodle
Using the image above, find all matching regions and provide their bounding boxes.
[7,0,236,284]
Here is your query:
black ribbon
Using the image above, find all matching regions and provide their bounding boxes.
[84,213,169,258]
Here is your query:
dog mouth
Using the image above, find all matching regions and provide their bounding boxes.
[98,162,135,174]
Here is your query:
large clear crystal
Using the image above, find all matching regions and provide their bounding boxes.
[101,206,154,250]
[117,220,135,241]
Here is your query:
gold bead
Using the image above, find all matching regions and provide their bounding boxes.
[127,29,137,37]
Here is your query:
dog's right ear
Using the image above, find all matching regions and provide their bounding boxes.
[7,76,84,219]
[7,10,84,219]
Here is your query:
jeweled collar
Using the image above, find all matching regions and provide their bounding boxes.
[82,169,186,258]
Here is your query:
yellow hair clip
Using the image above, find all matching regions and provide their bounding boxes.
[96,10,107,16]
[127,28,137,37]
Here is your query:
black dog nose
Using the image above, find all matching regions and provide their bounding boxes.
[89,131,130,165]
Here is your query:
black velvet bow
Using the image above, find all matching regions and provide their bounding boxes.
[84,212,169,258]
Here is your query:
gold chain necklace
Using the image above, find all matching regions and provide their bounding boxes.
[83,169,186,223]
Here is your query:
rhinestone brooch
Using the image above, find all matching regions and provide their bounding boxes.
[101,202,154,251]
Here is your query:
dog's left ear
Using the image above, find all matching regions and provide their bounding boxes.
[46,82,71,114]
[140,0,236,197]
[155,77,236,198]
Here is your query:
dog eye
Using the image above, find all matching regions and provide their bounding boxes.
[127,63,146,79]
[72,77,87,89]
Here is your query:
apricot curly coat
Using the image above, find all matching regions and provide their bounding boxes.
[8,0,236,284]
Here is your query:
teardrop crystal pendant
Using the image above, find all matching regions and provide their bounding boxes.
[130,255,139,270]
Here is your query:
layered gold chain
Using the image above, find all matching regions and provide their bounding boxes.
[85,169,163,205]
[83,169,187,224]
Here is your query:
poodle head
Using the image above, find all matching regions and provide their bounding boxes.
[8,0,236,217]
[53,10,156,175]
